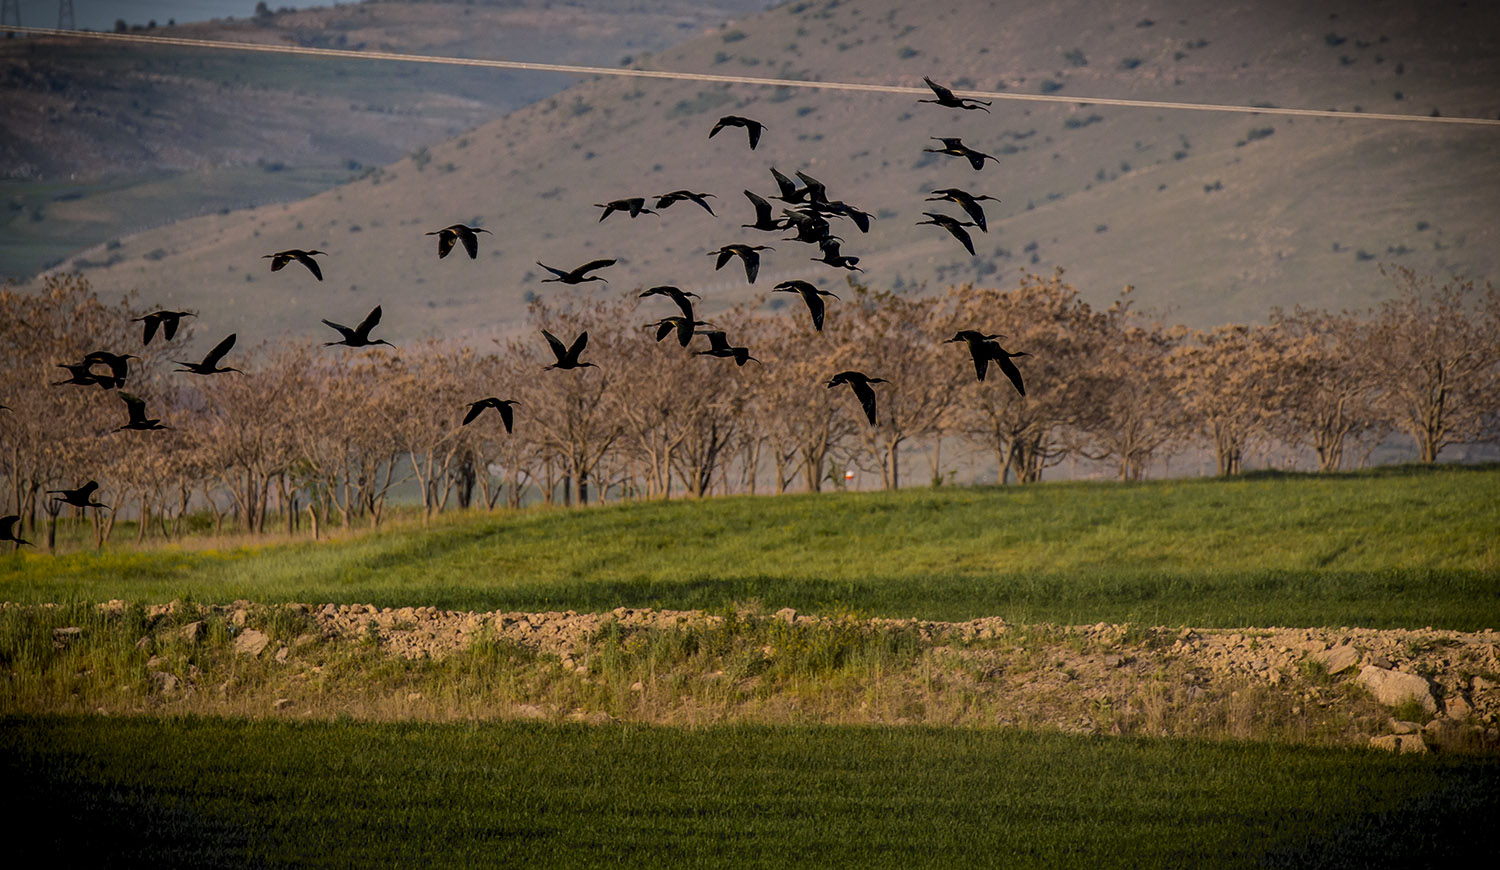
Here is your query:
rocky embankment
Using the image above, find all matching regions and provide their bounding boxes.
[20,601,1500,753]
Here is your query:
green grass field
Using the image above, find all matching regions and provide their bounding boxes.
[5,465,1498,629]
[5,715,1497,868]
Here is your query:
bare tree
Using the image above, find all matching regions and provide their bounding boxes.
[1364,267,1500,463]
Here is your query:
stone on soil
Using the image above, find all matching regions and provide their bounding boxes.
[1357,665,1436,712]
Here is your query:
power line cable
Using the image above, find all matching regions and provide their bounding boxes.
[8,24,1500,128]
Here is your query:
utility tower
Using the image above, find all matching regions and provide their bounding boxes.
[58,0,75,30]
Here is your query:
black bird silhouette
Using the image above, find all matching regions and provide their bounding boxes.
[53,362,116,389]
[654,190,717,215]
[924,137,997,170]
[709,115,765,149]
[175,334,242,375]
[646,316,712,348]
[946,331,1028,395]
[83,351,136,385]
[323,306,394,349]
[772,280,840,331]
[542,330,597,370]
[770,167,800,202]
[927,188,1001,231]
[816,200,874,233]
[793,171,830,205]
[117,393,168,431]
[781,207,839,245]
[463,398,520,431]
[595,198,657,221]
[919,76,993,112]
[263,249,326,280]
[134,310,193,345]
[48,480,109,510]
[537,259,615,285]
[709,244,772,283]
[827,371,887,426]
[0,515,30,548]
[427,224,491,260]
[811,238,862,272]
[694,330,760,366]
[917,212,978,255]
[741,191,785,232]
[638,286,700,321]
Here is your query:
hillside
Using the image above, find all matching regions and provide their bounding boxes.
[31,0,1500,340]
[0,0,769,279]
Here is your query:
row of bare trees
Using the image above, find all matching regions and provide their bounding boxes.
[2,267,1496,547]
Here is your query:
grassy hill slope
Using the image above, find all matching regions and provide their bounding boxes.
[6,465,1497,628]
[50,0,1500,343]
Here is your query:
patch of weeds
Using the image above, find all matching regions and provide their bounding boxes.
[1390,696,1433,724]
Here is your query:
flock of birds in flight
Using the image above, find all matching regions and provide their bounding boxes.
[0,77,1028,549]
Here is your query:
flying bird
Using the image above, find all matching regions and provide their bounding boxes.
[654,190,717,215]
[639,285,701,321]
[694,330,759,367]
[741,190,785,232]
[772,280,840,331]
[117,393,168,431]
[917,212,978,255]
[263,249,326,280]
[708,244,772,283]
[709,115,766,149]
[924,137,997,170]
[811,238,862,272]
[537,259,615,285]
[817,200,874,233]
[0,515,30,548]
[323,306,394,349]
[919,76,993,112]
[53,362,116,390]
[769,167,816,204]
[48,480,109,511]
[595,198,657,221]
[82,351,136,387]
[542,329,597,370]
[134,310,193,345]
[427,224,491,260]
[946,331,1028,395]
[463,398,519,432]
[827,371,887,426]
[175,334,242,375]
[646,316,712,348]
[927,188,1001,231]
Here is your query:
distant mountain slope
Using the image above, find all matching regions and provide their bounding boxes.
[54,0,1500,344]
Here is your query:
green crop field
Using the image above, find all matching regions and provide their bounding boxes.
[5,465,1498,629]
[5,715,1497,868]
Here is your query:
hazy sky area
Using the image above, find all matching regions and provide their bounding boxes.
[12,1,335,30]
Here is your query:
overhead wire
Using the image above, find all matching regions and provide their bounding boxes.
[7,24,1500,128]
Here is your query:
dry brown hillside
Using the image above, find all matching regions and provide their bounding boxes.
[46,0,1500,344]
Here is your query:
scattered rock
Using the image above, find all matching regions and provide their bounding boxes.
[1473,675,1496,693]
[1370,734,1428,754]
[146,655,166,669]
[234,629,271,658]
[512,704,547,720]
[230,609,248,628]
[274,646,289,664]
[1313,644,1359,674]
[774,608,797,625]
[179,621,202,643]
[1357,666,1436,712]
[273,698,292,711]
[407,692,422,701]
[134,636,152,651]
[1389,719,1422,735]
[630,681,644,692]
[150,670,178,692]
[1445,694,1472,721]
[1423,716,1465,747]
